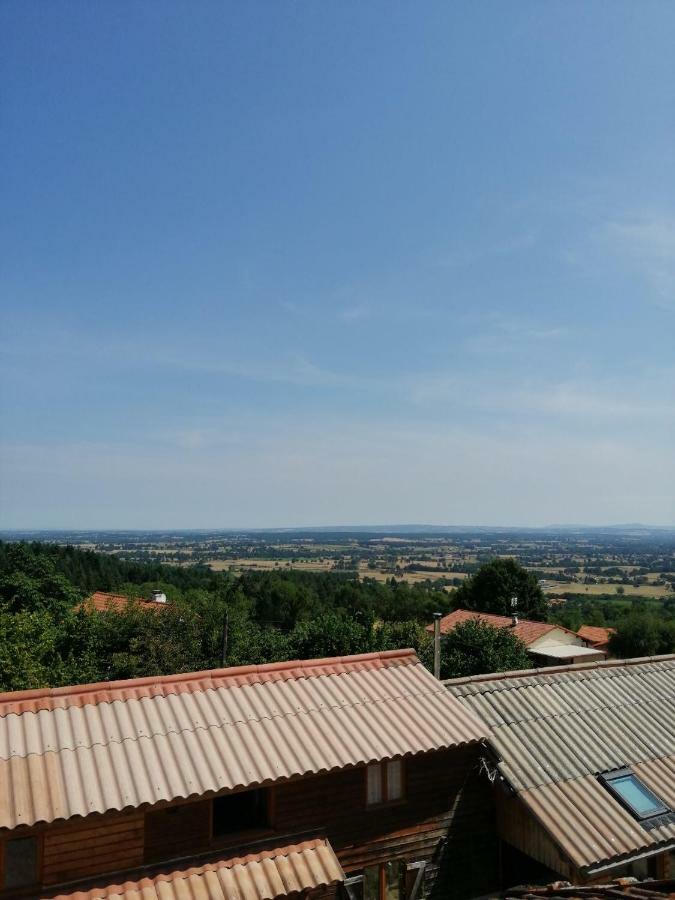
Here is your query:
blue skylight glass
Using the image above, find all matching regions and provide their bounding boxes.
[601,770,669,821]
[610,776,663,816]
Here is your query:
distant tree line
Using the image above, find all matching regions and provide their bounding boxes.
[0,542,672,693]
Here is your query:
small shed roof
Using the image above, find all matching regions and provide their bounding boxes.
[446,654,675,872]
[42,837,345,900]
[0,649,486,830]
[578,625,616,648]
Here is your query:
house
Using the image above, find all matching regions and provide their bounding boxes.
[84,589,168,612]
[430,609,606,665]
[0,649,497,900]
[578,625,616,655]
[445,654,675,887]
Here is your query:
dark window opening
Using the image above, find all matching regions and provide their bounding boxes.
[212,788,269,837]
[4,836,39,889]
[599,768,669,822]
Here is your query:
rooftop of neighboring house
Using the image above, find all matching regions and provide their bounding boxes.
[428,608,587,648]
[578,624,617,647]
[85,589,168,611]
[506,877,675,899]
[0,649,487,832]
[445,654,675,875]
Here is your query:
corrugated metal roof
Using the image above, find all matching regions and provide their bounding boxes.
[42,837,345,900]
[446,655,675,871]
[0,650,487,829]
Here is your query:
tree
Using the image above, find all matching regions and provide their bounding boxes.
[609,613,675,659]
[451,558,548,621]
[440,619,531,679]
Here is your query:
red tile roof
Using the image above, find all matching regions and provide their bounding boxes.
[86,591,164,612]
[429,608,563,646]
[577,624,616,647]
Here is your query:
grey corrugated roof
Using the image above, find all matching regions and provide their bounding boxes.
[445,655,675,870]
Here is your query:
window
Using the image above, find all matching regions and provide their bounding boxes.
[212,788,269,837]
[345,859,412,900]
[599,768,669,822]
[2,836,40,889]
[366,760,404,807]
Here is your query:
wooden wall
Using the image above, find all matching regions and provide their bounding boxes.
[5,745,498,900]
[495,787,574,882]
[42,811,145,886]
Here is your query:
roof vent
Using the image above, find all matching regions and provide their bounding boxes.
[510,595,518,627]
[151,590,167,604]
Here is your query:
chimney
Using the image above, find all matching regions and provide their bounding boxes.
[510,595,518,627]
[433,612,442,680]
[151,590,167,604]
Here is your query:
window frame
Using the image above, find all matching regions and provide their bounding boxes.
[365,759,406,809]
[344,860,425,900]
[599,767,670,823]
[0,831,43,895]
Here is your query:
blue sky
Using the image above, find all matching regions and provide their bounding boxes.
[1,2,674,528]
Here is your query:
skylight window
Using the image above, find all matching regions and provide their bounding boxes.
[599,768,669,822]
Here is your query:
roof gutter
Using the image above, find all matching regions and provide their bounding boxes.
[584,839,675,876]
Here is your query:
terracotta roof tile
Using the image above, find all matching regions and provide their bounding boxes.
[429,609,560,646]
[578,625,616,647]
[85,591,164,613]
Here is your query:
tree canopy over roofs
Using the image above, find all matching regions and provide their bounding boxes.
[451,556,548,621]
[0,541,441,691]
[608,612,675,659]
[440,618,531,679]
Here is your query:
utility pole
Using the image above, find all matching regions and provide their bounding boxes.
[221,608,229,668]
[433,612,442,680]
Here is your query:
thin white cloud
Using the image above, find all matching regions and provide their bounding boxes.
[2,419,673,528]
[603,215,675,309]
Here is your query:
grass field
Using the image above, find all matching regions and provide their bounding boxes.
[549,582,671,599]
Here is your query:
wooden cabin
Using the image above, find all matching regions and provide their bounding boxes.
[445,654,675,888]
[0,649,498,900]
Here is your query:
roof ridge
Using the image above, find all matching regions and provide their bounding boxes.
[0,649,417,715]
[434,609,589,643]
[443,653,675,689]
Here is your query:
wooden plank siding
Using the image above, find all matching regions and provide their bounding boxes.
[495,787,574,882]
[42,811,144,886]
[1,746,498,899]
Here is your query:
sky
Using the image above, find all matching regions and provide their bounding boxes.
[1,2,674,529]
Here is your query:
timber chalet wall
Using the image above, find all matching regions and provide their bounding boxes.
[12,747,497,900]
